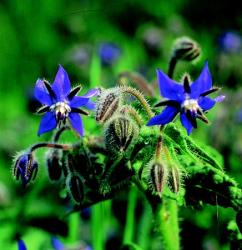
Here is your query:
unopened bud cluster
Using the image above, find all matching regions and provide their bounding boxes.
[144,145,182,196]
[95,87,141,154]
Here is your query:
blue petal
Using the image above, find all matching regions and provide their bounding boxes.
[18,239,27,250]
[198,97,215,111]
[180,112,193,135]
[70,89,99,108]
[52,65,71,101]
[156,69,184,102]
[214,95,225,103]
[147,106,178,126]
[70,96,89,108]
[82,88,100,98]
[34,79,52,105]
[190,61,212,98]
[38,112,57,136]
[69,113,84,136]
[83,100,96,110]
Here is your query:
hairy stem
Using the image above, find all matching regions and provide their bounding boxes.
[121,86,154,119]
[154,199,180,250]
[120,105,143,126]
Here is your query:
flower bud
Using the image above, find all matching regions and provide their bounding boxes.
[105,116,138,153]
[95,88,120,123]
[13,152,38,187]
[46,150,63,181]
[147,161,168,196]
[167,166,181,193]
[66,173,84,204]
[172,37,200,61]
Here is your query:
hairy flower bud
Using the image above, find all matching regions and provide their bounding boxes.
[105,116,138,153]
[13,152,38,186]
[147,161,168,196]
[95,88,120,123]
[66,173,84,204]
[46,150,62,181]
[167,166,181,193]
[172,37,200,61]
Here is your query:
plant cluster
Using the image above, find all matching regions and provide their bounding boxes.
[13,38,242,250]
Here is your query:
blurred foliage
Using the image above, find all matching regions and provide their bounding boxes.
[0,0,241,249]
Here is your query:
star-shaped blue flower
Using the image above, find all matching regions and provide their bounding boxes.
[147,62,225,134]
[34,65,99,136]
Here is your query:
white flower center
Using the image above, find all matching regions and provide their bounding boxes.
[50,102,71,121]
[182,99,200,112]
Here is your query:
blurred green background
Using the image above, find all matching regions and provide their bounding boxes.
[0,0,241,249]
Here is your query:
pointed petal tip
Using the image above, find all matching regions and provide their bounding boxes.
[215,95,225,103]
[69,113,84,136]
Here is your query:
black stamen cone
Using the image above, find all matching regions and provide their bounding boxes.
[71,108,89,116]
[186,111,197,128]
[43,79,57,100]
[183,75,191,93]
[200,87,221,97]
[155,100,180,108]
[67,85,82,100]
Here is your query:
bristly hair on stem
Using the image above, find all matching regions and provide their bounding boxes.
[120,86,154,119]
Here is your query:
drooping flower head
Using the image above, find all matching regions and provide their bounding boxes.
[147,62,225,134]
[34,65,99,136]
[13,153,38,187]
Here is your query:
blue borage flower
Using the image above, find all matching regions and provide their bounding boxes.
[219,31,241,53]
[147,62,225,134]
[34,65,99,136]
[98,42,121,66]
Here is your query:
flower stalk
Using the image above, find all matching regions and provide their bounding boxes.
[30,142,74,153]
[121,86,154,119]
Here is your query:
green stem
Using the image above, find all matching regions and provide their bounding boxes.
[154,199,180,250]
[91,203,105,250]
[123,185,138,244]
[168,56,177,78]
[69,212,81,243]
[137,200,152,249]
[30,142,74,152]
[90,51,101,89]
